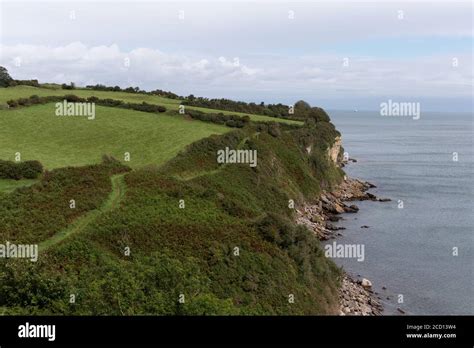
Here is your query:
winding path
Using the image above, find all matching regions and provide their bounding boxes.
[38,173,127,252]
[176,133,259,181]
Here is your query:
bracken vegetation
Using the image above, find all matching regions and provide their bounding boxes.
[0,157,129,243]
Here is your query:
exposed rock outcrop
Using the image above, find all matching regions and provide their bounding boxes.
[327,136,342,164]
[339,275,382,316]
[294,174,389,316]
[295,177,380,240]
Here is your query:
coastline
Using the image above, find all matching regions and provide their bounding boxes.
[296,176,390,315]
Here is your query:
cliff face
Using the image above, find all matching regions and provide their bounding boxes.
[328,136,342,164]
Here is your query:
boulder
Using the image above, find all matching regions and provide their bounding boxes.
[344,204,359,213]
[361,278,372,289]
[334,203,345,214]
[367,192,377,200]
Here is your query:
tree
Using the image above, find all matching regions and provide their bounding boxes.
[0,66,13,87]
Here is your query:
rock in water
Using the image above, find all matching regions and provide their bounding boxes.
[378,198,391,202]
[361,278,372,289]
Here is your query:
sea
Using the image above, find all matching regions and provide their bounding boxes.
[326,110,473,315]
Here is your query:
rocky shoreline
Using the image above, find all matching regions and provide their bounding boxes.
[296,177,390,241]
[339,275,383,315]
[296,176,390,316]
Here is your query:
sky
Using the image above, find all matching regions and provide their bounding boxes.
[0,0,472,111]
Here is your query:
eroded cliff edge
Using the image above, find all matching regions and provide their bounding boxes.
[297,134,387,315]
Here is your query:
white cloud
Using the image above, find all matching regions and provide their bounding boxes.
[1,43,471,100]
[0,1,471,110]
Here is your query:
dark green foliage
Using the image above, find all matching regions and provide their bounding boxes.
[85,84,183,99]
[0,260,68,309]
[8,79,40,88]
[7,95,63,108]
[182,97,332,123]
[183,109,248,128]
[0,160,43,180]
[0,66,13,87]
[5,95,167,113]
[267,122,282,137]
[182,97,292,120]
[294,100,331,122]
[61,82,75,90]
[0,249,239,315]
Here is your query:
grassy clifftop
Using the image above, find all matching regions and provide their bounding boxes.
[0,83,345,315]
[0,123,344,315]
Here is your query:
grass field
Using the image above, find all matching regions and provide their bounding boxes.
[0,86,302,125]
[0,103,229,169]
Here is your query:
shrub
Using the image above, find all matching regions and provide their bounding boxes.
[0,160,43,180]
[0,66,13,87]
[268,123,281,137]
[61,83,75,90]
[6,100,18,108]
[64,94,86,103]
[11,79,40,87]
[18,160,43,179]
[17,98,30,106]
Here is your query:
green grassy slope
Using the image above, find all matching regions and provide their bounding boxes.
[0,86,302,125]
[0,83,345,316]
[0,123,345,315]
[0,103,229,169]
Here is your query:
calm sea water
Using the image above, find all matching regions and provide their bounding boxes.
[327,110,473,315]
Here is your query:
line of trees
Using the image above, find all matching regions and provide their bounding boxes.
[182,96,291,119]
[0,66,40,88]
[6,94,167,113]
[0,65,331,124]
[85,84,183,99]
[5,93,306,131]
[182,97,331,123]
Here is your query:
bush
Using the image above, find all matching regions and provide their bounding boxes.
[268,123,281,137]
[10,79,40,87]
[61,83,75,90]
[0,160,43,180]
[18,161,43,179]
[64,94,86,103]
[0,66,13,87]
[6,100,18,108]
[17,98,30,106]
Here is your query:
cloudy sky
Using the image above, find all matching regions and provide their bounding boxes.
[0,0,472,111]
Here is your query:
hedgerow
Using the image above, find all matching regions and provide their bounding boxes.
[0,159,43,180]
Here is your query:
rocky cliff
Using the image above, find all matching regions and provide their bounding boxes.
[328,136,342,164]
